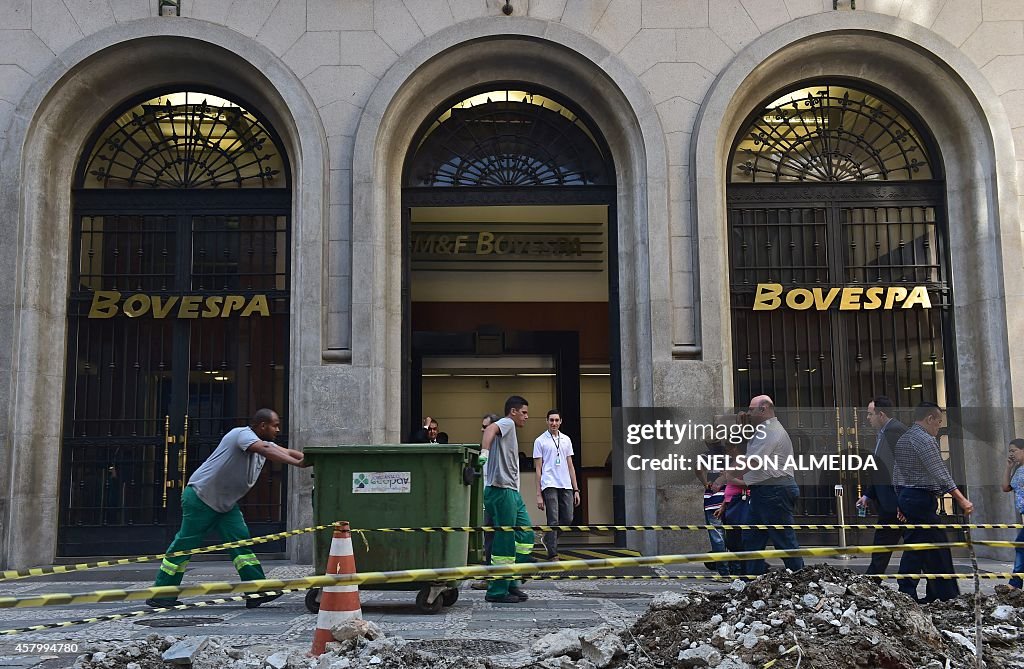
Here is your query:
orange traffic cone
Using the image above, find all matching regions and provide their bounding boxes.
[310,521,363,656]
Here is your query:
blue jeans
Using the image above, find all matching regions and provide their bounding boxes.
[896,487,958,601]
[705,508,728,576]
[1011,527,1024,589]
[742,479,804,575]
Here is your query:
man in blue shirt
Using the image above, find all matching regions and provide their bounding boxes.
[892,402,973,602]
[856,396,907,574]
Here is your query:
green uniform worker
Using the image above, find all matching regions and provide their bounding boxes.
[147,408,307,608]
[479,395,535,603]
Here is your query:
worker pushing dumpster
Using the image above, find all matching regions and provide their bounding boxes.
[302,443,482,613]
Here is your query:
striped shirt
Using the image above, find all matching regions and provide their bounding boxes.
[892,423,957,495]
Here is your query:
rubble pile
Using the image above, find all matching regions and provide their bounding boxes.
[605,566,1024,669]
[71,621,486,669]
[69,568,1024,669]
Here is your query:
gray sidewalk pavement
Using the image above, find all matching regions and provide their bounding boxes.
[0,554,1016,668]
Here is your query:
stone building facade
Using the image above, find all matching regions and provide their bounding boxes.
[1,0,1022,568]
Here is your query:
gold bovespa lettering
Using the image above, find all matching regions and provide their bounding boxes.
[752,283,783,310]
[151,296,179,319]
[178,296,201,318]
[202,296,223,318]
[903,286,931,308]
[86,292,271,318]
[240,294,270,317]
[839,288,863,310]
[884,287,908,309]
[752,283,932,311]
[88,290,122,318]
[813,288,841,310]
[863,287,884,310]
[220,295,246,317]
[123,294,151,318]
[786,288,814,310]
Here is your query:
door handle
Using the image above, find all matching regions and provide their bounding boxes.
[162,415,176,508]
[178,415,189,490]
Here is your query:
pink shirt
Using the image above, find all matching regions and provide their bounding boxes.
[724,482,745,502]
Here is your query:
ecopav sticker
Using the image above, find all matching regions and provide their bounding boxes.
[352,471,412,493]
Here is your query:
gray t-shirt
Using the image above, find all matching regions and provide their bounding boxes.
[484,417,519,490]
[188,426,266,512]
[743,417,795,485]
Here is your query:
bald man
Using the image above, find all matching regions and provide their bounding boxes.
[741,395,804,575]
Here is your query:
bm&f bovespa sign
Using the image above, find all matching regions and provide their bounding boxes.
[752,283,932,311]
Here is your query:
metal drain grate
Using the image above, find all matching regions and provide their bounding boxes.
[407,639,522,657]
[564,591,652,599]
[135,616,223,627]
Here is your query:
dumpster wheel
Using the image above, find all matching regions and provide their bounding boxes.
[305,587,321,614]
[441,587,459,607]
[415,586,445,614]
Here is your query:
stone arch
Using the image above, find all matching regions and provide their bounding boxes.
[350,18,669,549]
[0,19,328,568]
[690,12,1023,539]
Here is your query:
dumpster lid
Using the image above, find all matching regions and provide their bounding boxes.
[304,444,480,455]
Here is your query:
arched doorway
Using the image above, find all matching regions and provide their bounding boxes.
[401,86,619,529]
[59,90,292,557]
[726,81,958,527]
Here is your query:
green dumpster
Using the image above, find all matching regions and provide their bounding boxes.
[303,443,482,614]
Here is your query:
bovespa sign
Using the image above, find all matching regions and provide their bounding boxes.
[752,283,932,311]
[87,290,271,319]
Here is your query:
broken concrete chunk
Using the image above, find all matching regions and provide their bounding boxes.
[330,618,383,643]
[162,635,209,665]
[677,643,722,667]
[580,625,626,668]
[533,629,583,659]
[650,592,691,610]
[265,650,289,669]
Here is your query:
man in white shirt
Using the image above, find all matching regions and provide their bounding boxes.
[533,409,580,560]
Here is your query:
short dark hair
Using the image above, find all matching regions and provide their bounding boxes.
[913,401,942,422]
[483,413,500,424]
[1010,438,1024,449]
[871,396,894,416]
[547,409,560,419]
[504,395,528,416]
[252,408,277,425]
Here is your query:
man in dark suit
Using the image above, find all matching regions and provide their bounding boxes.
[856,396,907,574]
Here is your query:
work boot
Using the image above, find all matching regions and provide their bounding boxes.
[470,580,489,590]
[508,585,528,600]
[145,598,181,609]
[246,592,283,609]
[484,593,523,603]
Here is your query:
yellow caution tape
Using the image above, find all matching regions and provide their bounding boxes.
[0,543,967,609]
[0,522,344,582]
[492,572,1024,582]
[0,589,304,636]
[357,523,1023,533]
[969,540,1024,548]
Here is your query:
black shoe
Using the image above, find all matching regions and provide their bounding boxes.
[246,592,283,609]
[485,594,524,603]
[146,598,181,609]
[508,586,528,600]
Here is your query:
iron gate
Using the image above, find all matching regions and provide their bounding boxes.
[59,91,291,557]
[726,82,958,536]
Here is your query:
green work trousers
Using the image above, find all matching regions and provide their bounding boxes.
[153,486,265,588]
[484,485,535,598]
